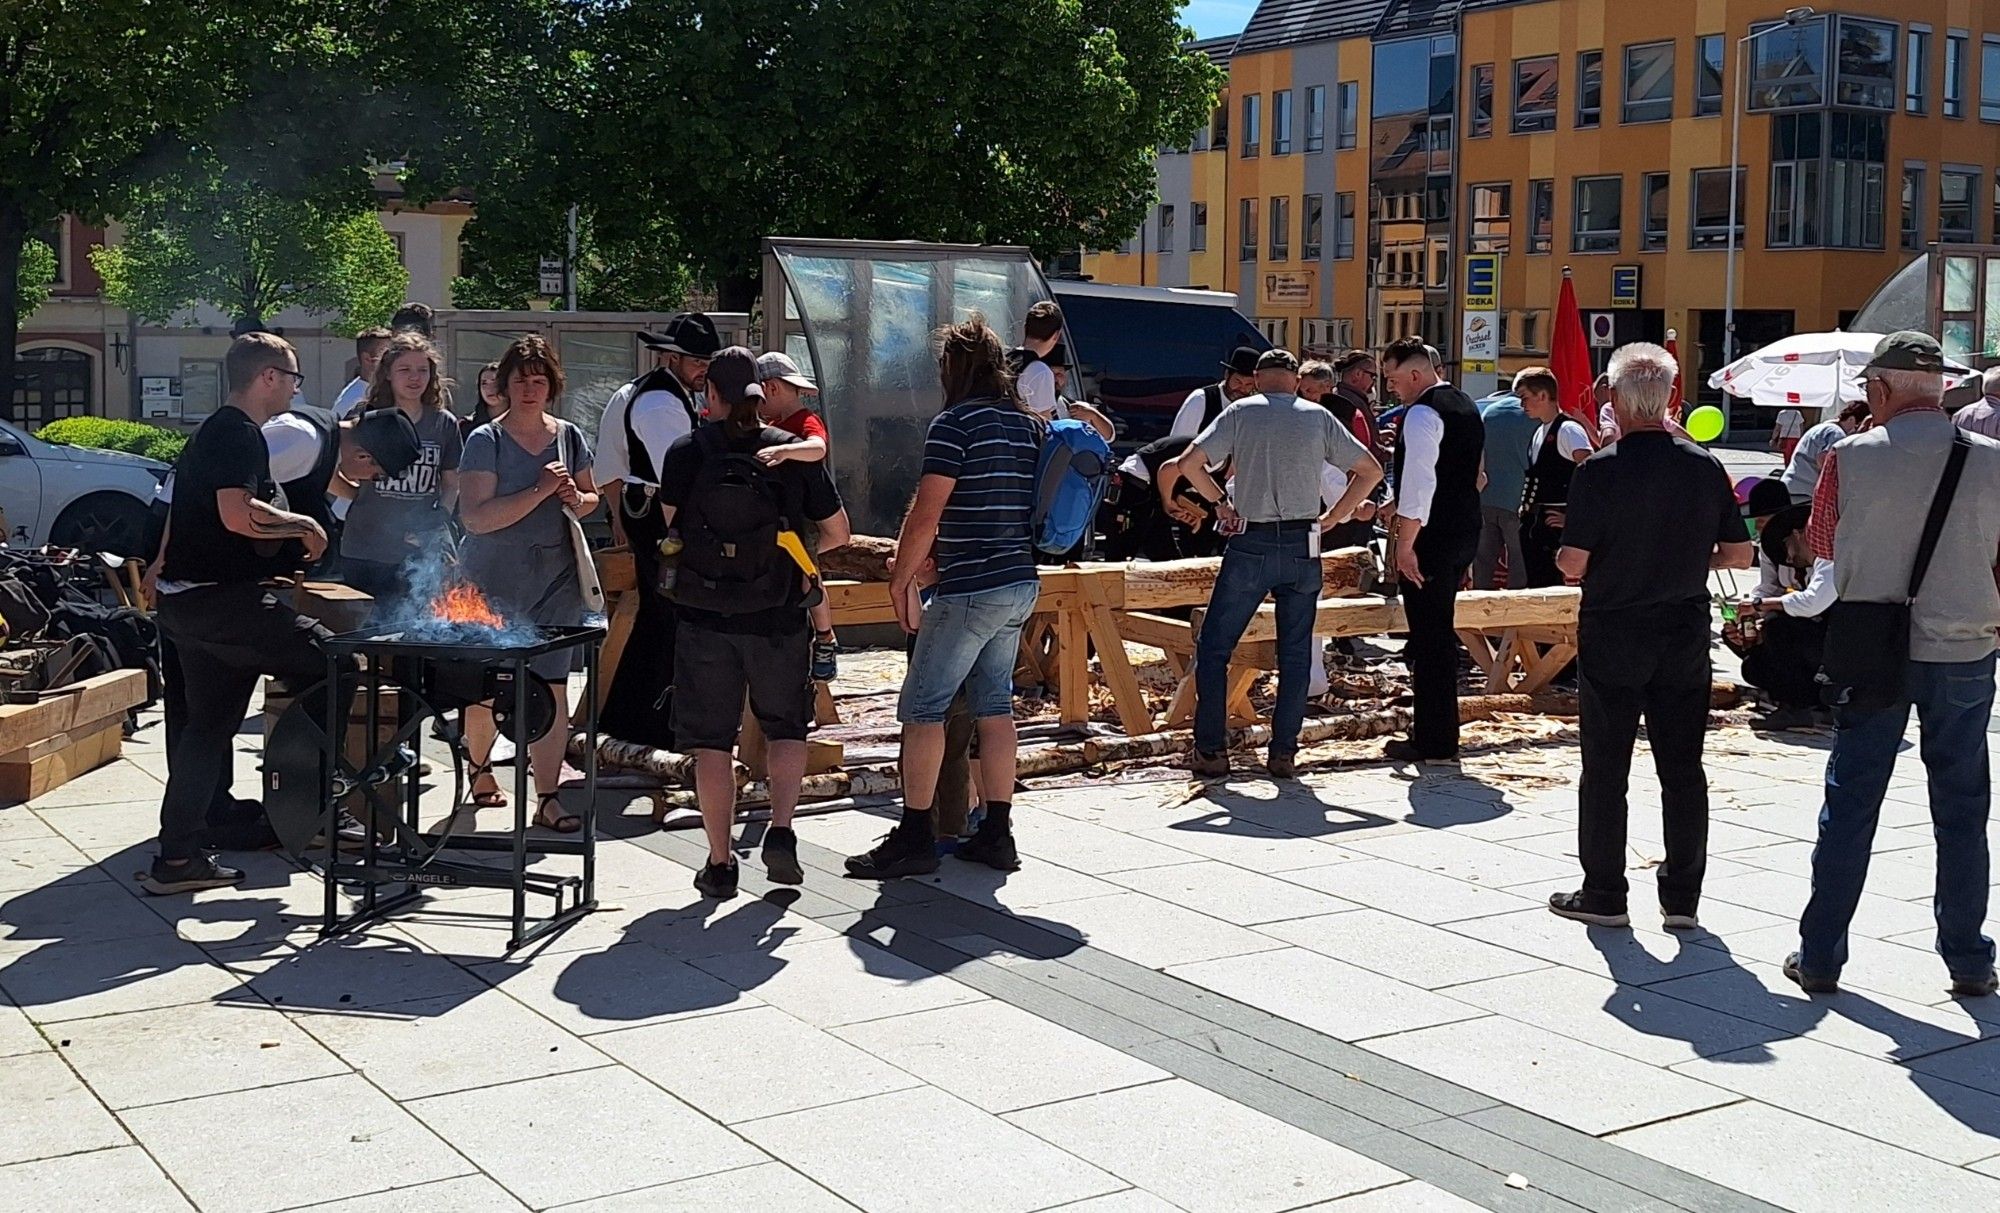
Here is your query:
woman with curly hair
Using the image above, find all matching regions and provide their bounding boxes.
[333,331,463,604]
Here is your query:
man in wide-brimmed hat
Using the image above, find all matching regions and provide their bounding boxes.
[597,312,721,749]
[1169,344,1262,439]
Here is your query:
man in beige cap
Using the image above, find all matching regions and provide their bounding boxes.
[1791,331,2000,998]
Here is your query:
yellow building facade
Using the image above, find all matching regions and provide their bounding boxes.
[1085,0,2000,425]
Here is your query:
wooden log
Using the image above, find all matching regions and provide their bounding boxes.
[1097,548,1377,611]
[0,718,121,803]
[290,581,375,634]
[825,581,899,627]
[0,668,148,758]
[815,534,898,582]
[1232,587,1581,644]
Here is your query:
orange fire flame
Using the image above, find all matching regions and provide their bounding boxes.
[432,581,506,629]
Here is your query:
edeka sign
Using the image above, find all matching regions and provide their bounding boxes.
[1261,269,1317,311]
[1610,264,1642,309]
[1464,254,1498,310]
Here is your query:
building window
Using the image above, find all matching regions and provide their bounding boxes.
[1305,85,1326,152]
[1303,194,1324,259]
[1994,170,2000,242]
[1191,122,1209,152]
[1768,112,1822,249]
[1691,168,1746,249]
[1902,165,1926,250]
[1337,81,1358,149]
[1469,64,1494,137]
[1574,51,1602,129]
[1528,179,1554,253]
[1983,38,2000,121]
[1942,168,1979,242]
[1749,14,1828,110]
[1514,56,1558,133]
[11,347,92,429]
[34,218,69,290]
[1211,103,1230,148]
[1519,310,1546,354]
[1642,173,1670,251]
[1833,17,1898,110]
[1826,111,1888,251]
[1622,41,1675,124]
[1272,90,1293,154]
[1255,318,1288,348]
[1158,205,1175,254]
[1573,176,1622,252]
[1946,32,1967,118]
[1468,183,1511,253]
[1907,28,1932,114]
[1241,93,1261,157]
[1696,35,1725,117]
[1335,193,1356,260]
[1191,202,1208,252]
[1269,195,1290,260]
[1239,198,1257,260]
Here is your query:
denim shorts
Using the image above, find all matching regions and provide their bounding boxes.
[898,580,1040,724]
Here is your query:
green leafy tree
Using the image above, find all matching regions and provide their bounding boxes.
[13,239,55,324]
[92,181,409,335]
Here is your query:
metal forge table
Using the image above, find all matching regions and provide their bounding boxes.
[307,623,605,950]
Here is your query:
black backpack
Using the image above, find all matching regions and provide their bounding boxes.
[670,428,800,616]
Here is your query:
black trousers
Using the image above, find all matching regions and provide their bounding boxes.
[1577,607,1712,914]
[1402,551,1471,757]
[1739,612,1826,710]
[1520,516,1566,589]
[600,498,679,749]
[161,636,244,819]
[156,583,355,863]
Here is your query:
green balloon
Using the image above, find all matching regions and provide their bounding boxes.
[1686,406,1725,443]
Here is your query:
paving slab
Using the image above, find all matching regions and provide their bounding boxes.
[1017,814,1218,873]
[1107,859,1360,925]
[291,989,612,1101]
[408,1067,766,1209]
[1005,1078,1405,1213]
[1365,1016,1740,1136]
[1443,965,1789,1066]
[222,934,487,1013]
[0,1146,195,1213]
[1282,856,1543,925]
[472,941,754,1036]
[1168,947,1486,1043]
[741,1085,1123,1213]
[1131,821,1356,872]
[0,1049,131,1165]
[0,933,247,1023]
[58,999,346,1109]
[832,999,1169,1114]
[122,1073,468,1213]
[291,1174,530,1211]
[0,835,101,894]
[553,1162,860,1212]
[1647,956,1993,1061]
[1030,891,1289,969]
[693,934,985,1028]
[1261,908,1552,990]
[0,998,43,1057]
[1443,909,1738,986]
[598,1003,920,1124]
[1612,1100,2000,1213]
[0,877,178,949]
[1308,1179,1491,1210]
[1340,829,1579,888]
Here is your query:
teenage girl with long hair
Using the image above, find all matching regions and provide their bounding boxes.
[333,331,463,604]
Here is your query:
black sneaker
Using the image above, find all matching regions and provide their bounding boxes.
[810,636,839,683]
[1266,752,1297,779]
[955,826,1020,872]
[762,827,804,885]
[1547,890,1630,928]
[1384,738,1455,764]
[1951,971,1999,998]
[1189,749,1229,778]
[693,859,739,900]
[844,827,939,880]
[139,853,244,896]
[1783,951,1839,994]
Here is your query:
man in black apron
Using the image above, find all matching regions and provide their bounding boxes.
[599,313,719,748]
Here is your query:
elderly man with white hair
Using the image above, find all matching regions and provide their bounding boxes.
[1789,332,2000,998]
[1951,365,2000,440]
[1546,342,1753,932]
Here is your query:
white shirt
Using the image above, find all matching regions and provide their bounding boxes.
[1776,558,1836,618]
[1320,462,1349,510]
[332,377,369,419]
[1170,386,1214,439]
[1117,450,1149,481]
[1774,408,1805,439]
[1020,361,1059,417]
[154,412,326,506]
[1531,418,1592,464]
[1396,404,1445,525]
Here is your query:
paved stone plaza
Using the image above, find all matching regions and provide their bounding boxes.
[4,684,2000,1212]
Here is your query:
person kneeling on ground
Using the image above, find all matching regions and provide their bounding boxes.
[1725,504,1833,729]
[659,348,852,899]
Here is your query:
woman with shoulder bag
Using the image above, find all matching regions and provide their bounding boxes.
[455,335,602,831]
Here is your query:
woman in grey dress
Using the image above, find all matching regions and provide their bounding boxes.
[457,335,601,831]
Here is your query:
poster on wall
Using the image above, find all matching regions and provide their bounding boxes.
[140,377,180,421]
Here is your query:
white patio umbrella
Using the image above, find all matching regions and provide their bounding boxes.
[1707,330,1975,412]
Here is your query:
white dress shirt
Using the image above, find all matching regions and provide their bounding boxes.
[1169,386,1212,439]
[1775,558,1836,618]
[1019,361,1058,417]
[1530,418,1592,463]
[1396,404,1444,525]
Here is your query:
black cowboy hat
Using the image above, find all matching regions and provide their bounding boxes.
[637,312,721,359]
[1221,345,1263,376]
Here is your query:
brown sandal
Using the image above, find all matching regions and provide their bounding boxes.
[535,791,582,833]
[467,761,507,808]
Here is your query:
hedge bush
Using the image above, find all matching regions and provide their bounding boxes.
[36,418,187,465]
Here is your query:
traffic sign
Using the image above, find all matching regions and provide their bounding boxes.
[1587,312,1616,349]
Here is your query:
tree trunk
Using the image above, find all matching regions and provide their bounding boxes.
[816,534,898,582]
[0,206,25,425]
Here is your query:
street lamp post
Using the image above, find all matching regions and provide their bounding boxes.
[1725,6,1818,367]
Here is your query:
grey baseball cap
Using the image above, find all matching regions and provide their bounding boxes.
[755,351,816,390]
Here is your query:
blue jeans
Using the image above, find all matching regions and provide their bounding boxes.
[898,580,1040,724]
[1799,652,1997,980]
[1195,528,1322,757]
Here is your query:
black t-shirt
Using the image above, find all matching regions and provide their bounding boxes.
[1562,430,1749,615]
[161,406,298,585]
[658,424,842,634]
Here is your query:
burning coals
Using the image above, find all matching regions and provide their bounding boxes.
[387,579,539,647]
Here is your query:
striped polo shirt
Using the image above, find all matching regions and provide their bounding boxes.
[923,396,1045,596]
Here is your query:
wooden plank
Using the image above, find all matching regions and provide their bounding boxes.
[291,581,375,633]
[1111,610,1197,654]
[0,669,147,759]
[1234,587,1581,644]
[813,681,840,727]
[589,591,641,717]
[0,720,121,803]
[1092,548,1376,611]
[825,580,900,627]
[0,712,126,763]
[1080,571,1153,737]
[1517,642,1577,695]
[1054,598,1091,726]
[1224,665,1262,727]
[595,545,637,596]
[66,668,149,727]
[806,738,845,775]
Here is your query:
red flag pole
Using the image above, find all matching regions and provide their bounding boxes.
[1550,266,1598,440]
[1665,327,1684,418]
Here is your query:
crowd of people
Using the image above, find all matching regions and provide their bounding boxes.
[135,299,2000,1002]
